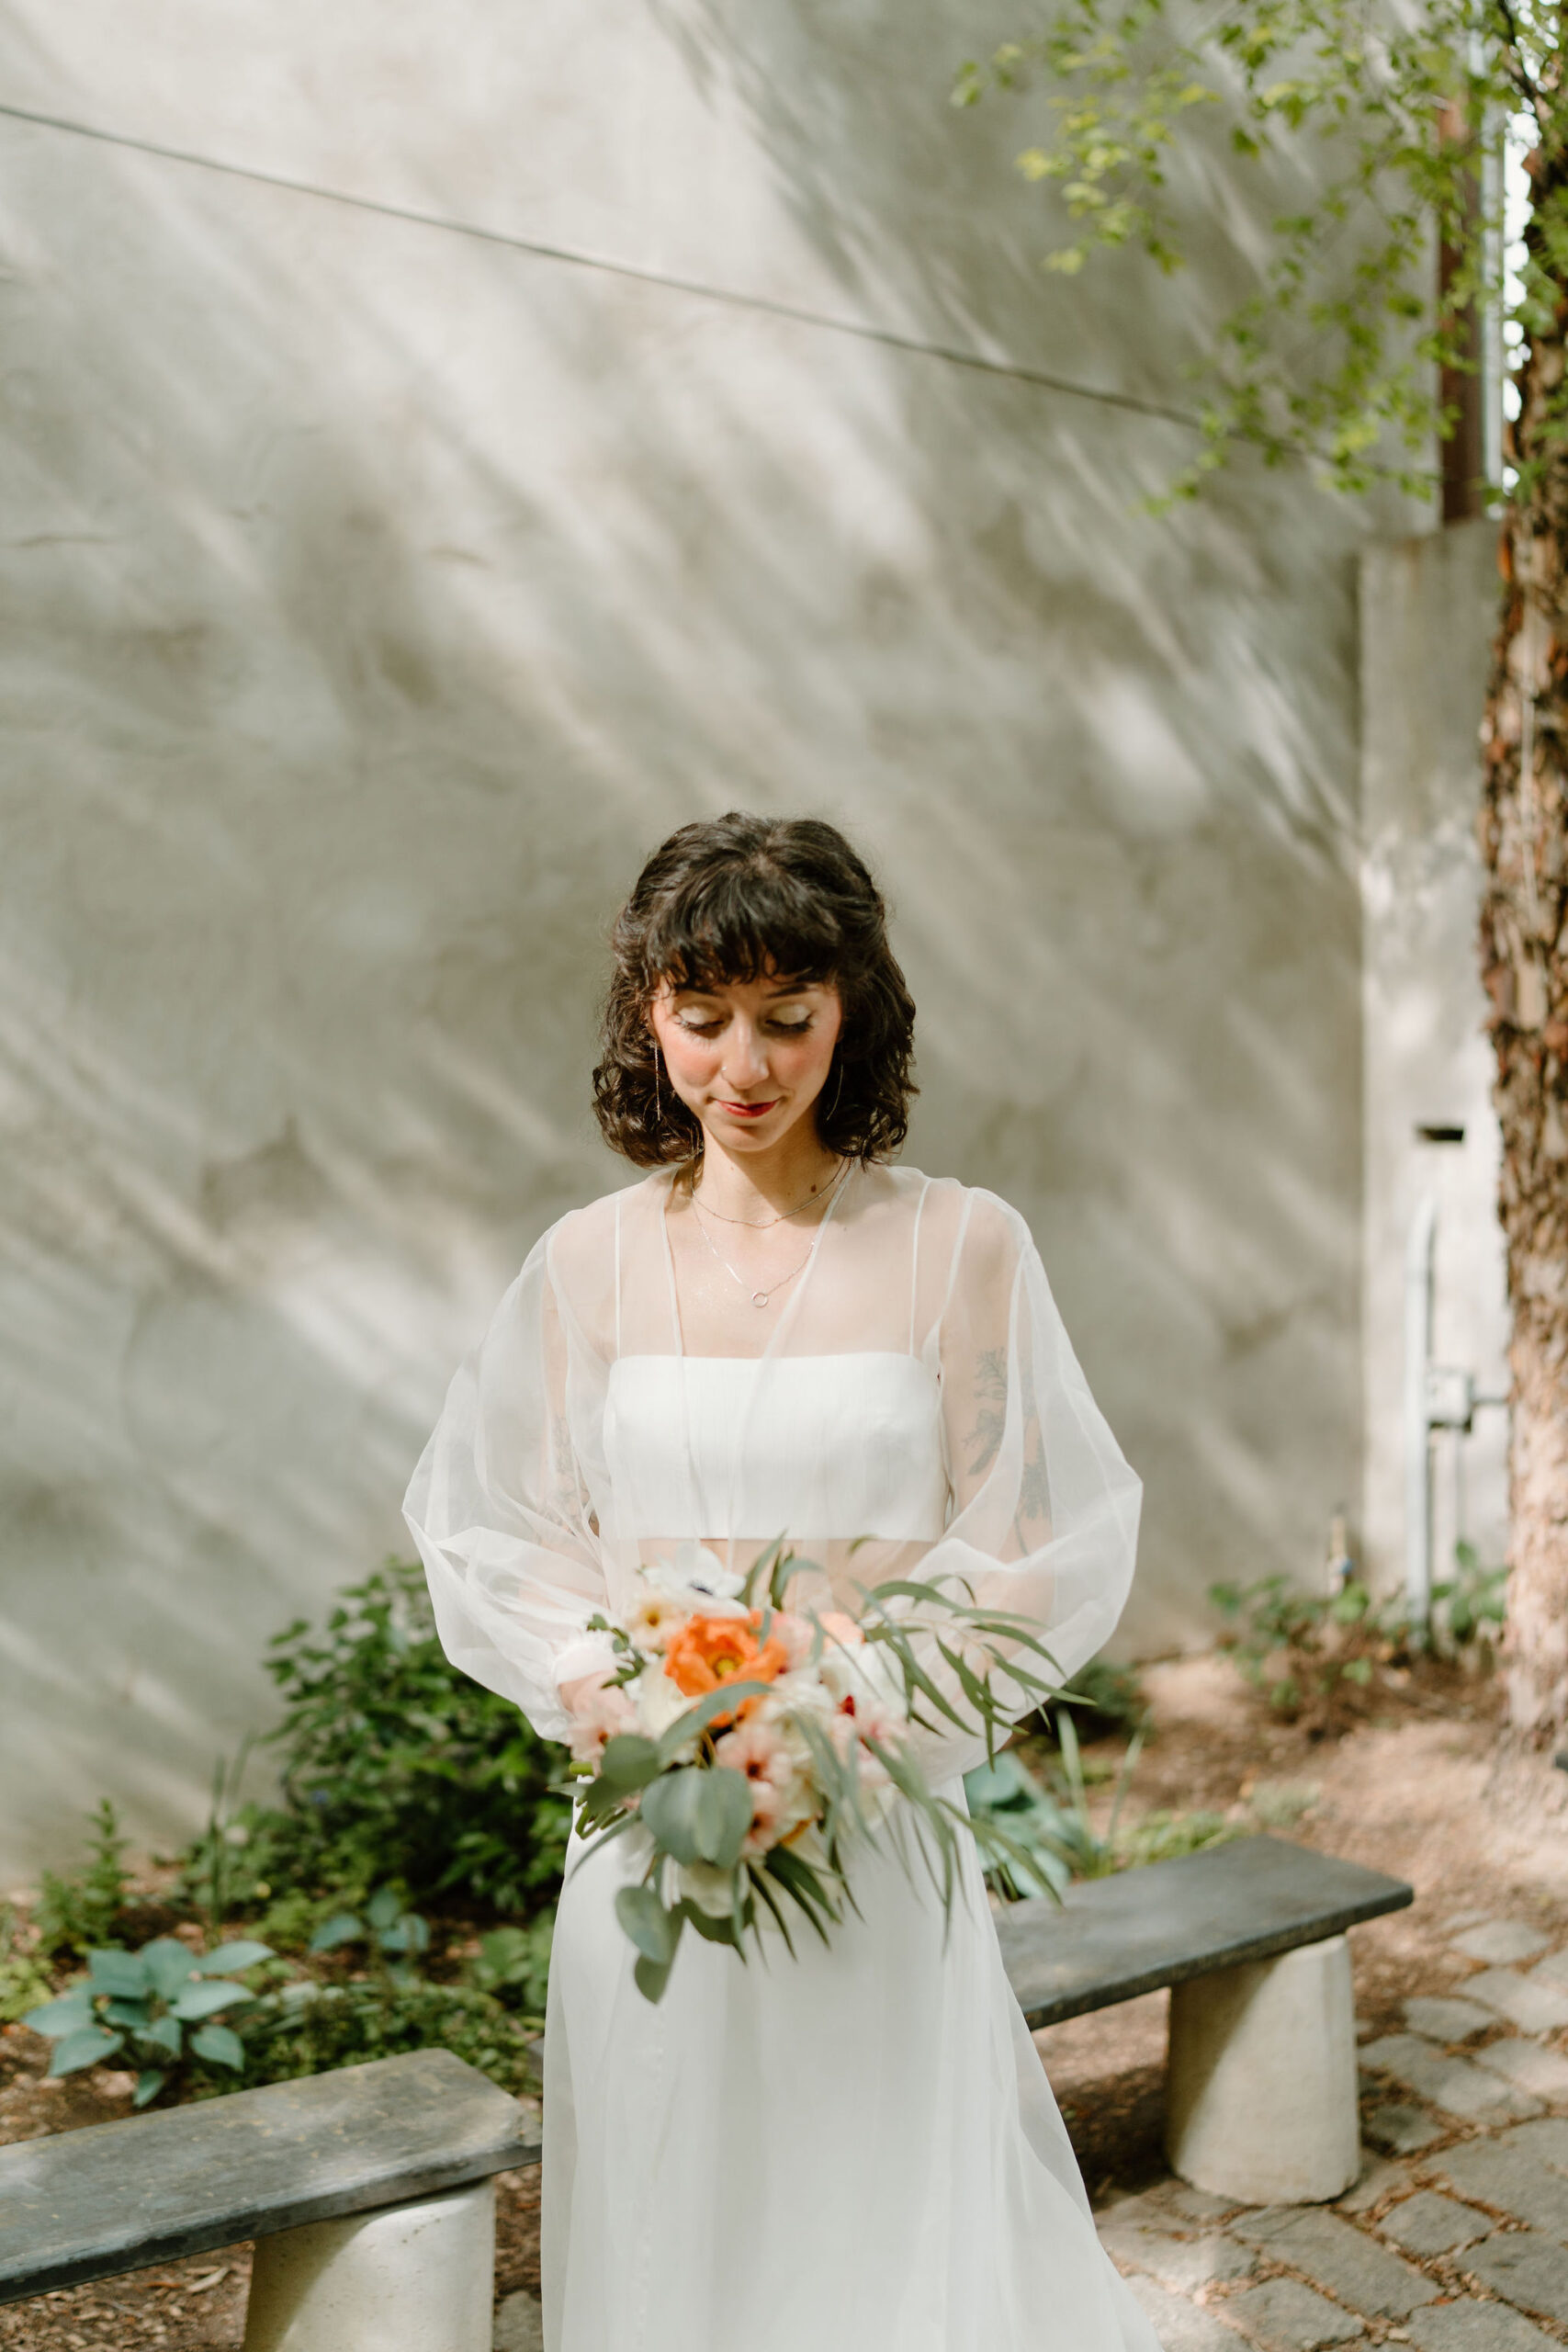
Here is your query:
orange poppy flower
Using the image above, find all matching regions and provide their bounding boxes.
[663,1611,790,1725]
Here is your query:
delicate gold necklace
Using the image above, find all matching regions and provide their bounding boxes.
[692,1212,815,1309]
[687,1161,852,1308]
[690,1159,849,1230]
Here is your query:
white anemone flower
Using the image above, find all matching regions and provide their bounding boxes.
[676,1860,737,1918]
[642,1541,750,1619]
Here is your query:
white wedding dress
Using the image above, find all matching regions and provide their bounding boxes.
[405,1164,1163,2352]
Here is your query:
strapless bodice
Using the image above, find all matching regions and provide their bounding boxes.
[602,1352,949,1542]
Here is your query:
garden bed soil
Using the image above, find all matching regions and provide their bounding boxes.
[6,1650,1564,2349]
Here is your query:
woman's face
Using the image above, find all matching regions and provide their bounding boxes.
[648,969,843,1157]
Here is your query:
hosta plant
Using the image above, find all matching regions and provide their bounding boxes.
[24,1936,272,2109]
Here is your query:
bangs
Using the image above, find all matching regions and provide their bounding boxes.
[637,861,845,993]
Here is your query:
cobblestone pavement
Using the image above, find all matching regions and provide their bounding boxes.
[1094,1911,1568,2350]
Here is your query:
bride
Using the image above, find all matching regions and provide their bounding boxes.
[405,813,1161,2352]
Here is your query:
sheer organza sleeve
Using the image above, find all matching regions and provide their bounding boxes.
[910,1190,1143,1782]
[402,1225,615,1746]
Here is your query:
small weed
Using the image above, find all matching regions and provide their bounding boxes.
[33,1802,134,1959]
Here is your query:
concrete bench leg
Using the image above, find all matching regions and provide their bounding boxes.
[1165,1932,1359,2205]
[243,2178,495,2351]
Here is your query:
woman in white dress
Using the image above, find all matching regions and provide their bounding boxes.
[405,814,1162,2352]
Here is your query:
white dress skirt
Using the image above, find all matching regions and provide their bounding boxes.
[404,1166,1163,2352]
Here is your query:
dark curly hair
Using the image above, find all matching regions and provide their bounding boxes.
[592,813,918,1167]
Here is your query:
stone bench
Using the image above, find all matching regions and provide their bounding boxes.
[993,1831,1413,2205]
[0,2047,537,2351]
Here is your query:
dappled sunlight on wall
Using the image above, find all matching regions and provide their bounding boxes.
[0,0,1375,1867]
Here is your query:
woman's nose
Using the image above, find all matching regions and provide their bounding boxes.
[721,1024,769,1085]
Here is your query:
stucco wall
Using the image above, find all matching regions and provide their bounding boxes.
[0,1,1374,1872]
[1360,524,1511,1599]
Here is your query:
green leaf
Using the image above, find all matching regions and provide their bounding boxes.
[132,2068,167,2109]
[675,1897,742,1948]
[86,1949,149,1998]
[190,1940,273,1975]
[189,2023,245,2071]
[588,1735,660,1799]
[141,2012,183,2057]
[693,1769,754,1871]
[22,1990,95,2037]
[762,1848,838,1943]
[649,1683,768,1765]
[366,1887,402,1931]
[632,1951,675,2003]
[140,1939,200,2000]
[308,1913,364,1954]
[171,1980,255,2021]
[641,1767,755,1867]
[50,2026,125,2075]
[378,1914,430,1956]
[614,1883,682,1967]
[101,1997,152,2030]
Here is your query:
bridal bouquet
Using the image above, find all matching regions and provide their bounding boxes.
[566,1542,1063,2001]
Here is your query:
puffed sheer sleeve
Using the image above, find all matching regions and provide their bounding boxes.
[913,1190,1142,1782]
[402,1224,615,1746]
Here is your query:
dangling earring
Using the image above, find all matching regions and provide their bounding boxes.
[652,1046,662,1130]
[828,1058,844,1120]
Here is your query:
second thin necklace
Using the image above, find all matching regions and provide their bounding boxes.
[690,1163,851,1308]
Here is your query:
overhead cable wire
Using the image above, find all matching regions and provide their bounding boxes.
[0,97,1200,429]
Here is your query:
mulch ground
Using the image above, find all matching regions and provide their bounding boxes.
[6,1648,1561,2346]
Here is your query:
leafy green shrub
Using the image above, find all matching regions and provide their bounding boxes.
[1213,1548,1507,1724]
[32,1802,134,1959]
[234,1974,540,2099]
[1211,1575,1396,1720]
[1120,1809,1238,1867]
[468,1919,555,2016]
[24,1936,272,2109]
[183,1563,570,1924]
[1433,1544,1507,1658]
[0,1906,51,2024]
[308,1885,432,1983]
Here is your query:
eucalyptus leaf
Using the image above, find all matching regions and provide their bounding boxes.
[692,1767,753,1870]
[588,1735,660,1799]
[639,1769,710,1865]
[654,1682,773,1763]
[50,2025,125,2075]
[615,1883,682,1966]
[632,1951,675,2004]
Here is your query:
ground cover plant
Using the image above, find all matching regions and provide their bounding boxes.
[1211,1544,1509,1733]
[7,1563,568,2112]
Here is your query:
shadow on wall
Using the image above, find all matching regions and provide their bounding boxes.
[0,0,1368,1867]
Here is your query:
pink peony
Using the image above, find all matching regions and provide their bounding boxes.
[713,1713,815,1854]
[566,1677,636,1766]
